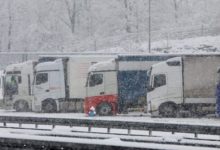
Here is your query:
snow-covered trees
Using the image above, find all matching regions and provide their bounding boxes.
[0,0,219,52]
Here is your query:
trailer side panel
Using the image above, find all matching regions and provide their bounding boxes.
[183,55,220,98]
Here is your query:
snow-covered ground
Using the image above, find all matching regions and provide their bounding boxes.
[1,122,220,150]
[97,35,220,54]
[0,110,220,149]
[0,110,220,127]
[2,130,219,150]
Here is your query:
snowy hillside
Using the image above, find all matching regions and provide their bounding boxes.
[97,35,220,54]
[150,35,220,53]
[0,0,220,52]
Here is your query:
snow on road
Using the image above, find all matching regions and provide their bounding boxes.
[0,110,220,127]
[0,126,220,150]
[0,109,220,149]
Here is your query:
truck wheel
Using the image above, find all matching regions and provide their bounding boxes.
[97,103,112,116]
[42,100,57,113]
[159,103,177,118]
[14,100,29,112]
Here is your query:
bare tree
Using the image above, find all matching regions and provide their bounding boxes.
[173,0,182,23]
[7,0,13,52]
[123,0,132,33]
[135,1,140,43]
[64,0,77,34]
[85,0,93,37]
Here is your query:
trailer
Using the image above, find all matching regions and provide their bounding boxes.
[147,55,220,117]
[32,55,116,112]
[84,55,173,116]
[4,60,37,111]
[0,71,4,107]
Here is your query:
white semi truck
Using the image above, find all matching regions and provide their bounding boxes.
[4,60,37,111]
[84,55,173,115]
[32,55,115,112]
[147,55,220,117]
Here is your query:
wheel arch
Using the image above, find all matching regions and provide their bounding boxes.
[13,99,29,112]
[42,98,58,112]
[96,102,113,116]
[158,101,178,117]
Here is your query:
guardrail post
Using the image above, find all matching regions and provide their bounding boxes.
[35,124,38,129]
[149,129,152,136]
[172,131,175,134]
[194,133,198,138]
[19,123,22,128]
[128,128,131,135]
[52,125,55,129]
[3,122,6,127]
[107,127,111,134]
[88,126,91,132]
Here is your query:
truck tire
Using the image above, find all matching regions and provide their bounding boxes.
[14,100,29,112]
[42,99,57,113]
[97,103,112,116]
[159,103,177,118]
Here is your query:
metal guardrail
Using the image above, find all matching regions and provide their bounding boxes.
[0,115,219,136]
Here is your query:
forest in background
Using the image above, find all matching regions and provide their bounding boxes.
[0,0,220,52]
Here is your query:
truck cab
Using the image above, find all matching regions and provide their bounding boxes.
[147,57,183,117]
[84,59,118,116]
[4,61,36,111]
[33,59,65,112]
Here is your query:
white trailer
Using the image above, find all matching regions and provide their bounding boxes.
[32,55,115,112]
[4,60,37,111]
[147,55,220,117]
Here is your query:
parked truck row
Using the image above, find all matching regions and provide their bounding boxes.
[2,55,118,113]
[0,54,219,117]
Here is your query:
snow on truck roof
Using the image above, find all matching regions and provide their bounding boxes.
[36,60,61,72]
[5,60,36,71]
[40,54,117,58]
[88,59,116,72]
[152,54,220,68]
[39,53,220,63]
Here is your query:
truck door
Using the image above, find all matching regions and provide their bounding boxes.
[34,71,64,101]
[86,72,105,97]
[147,73,167,110]
[48,71,64,99]
[34,72,50,102]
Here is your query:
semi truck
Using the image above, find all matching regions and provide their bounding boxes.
[4,60,37,111]
[84,55,173,116]
[32,55,115,112]
[147,55,220,117]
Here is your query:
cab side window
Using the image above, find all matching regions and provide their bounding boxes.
[154,74,166,88]
[89,74,103,87]
[36,73,48,85]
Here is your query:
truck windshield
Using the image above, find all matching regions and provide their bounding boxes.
[5,75,20,96]
[35,73,48,85]
[153,74,166,88]
[89,74,103,87]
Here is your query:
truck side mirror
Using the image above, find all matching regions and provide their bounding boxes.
[147,85,154,92]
